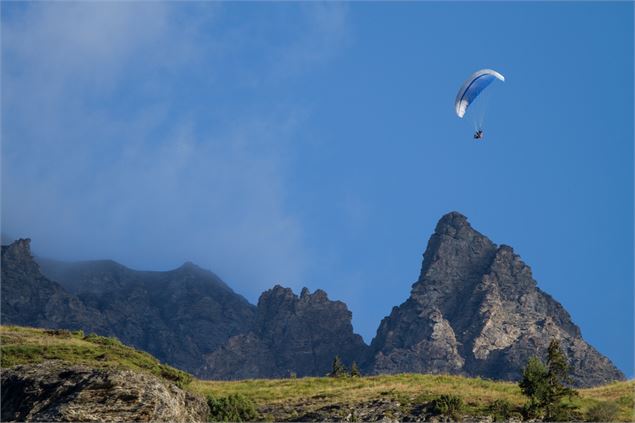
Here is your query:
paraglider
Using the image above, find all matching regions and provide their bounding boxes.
[455,69,505,140]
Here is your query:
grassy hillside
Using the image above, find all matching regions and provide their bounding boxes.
[191,375,634,421]
[0,325,191,387]
[2,325,633,421]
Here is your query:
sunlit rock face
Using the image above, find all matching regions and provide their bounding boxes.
[1,362,209,422]
[365,212,625,387]
[198,285,368,379]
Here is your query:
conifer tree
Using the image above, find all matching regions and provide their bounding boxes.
[545,339,577,420]
[350,361,361,377]
[330,355,346,377]
[519,339,579,421]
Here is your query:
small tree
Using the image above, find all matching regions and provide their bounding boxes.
[519,339,579,421]
[330,355,347,377]
[519,356,550,417]
[546,339,575,398]
[545,339,578,420]
[350,361,361,377]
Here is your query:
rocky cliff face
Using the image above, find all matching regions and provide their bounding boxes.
[199,285,367,379]
[366,212,624,387]
[1,361,208,422]
[39,259,256,375]
[2,240,366,381]
[1,240,108,334]
[2,239,255,376]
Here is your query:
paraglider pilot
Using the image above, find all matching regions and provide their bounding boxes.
[455,69,505,141]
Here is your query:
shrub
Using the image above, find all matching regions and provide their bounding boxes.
[586,401,619,422]
[207,394,259,422]
[431,394,463,420]
[83,333,123,347]
[158,364,192,388]
[44,329,72,338]
[488,399,513,422]
[548,402,582,422]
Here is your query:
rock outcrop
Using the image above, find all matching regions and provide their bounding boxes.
[199,285,368,379]
[2,240,367,381]
[34,254,255,375]
[1,361,209,422]
[2,239,255,376]
[365,212,625,387]
[1,240,108,334]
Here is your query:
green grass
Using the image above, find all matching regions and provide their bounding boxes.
[189,372,634,421]
[189,373,527,418]
[0,325,191,387]
[2,325,633,421]
[190,373,523,408]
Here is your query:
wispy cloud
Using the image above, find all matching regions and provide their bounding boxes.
[1,2,349,299]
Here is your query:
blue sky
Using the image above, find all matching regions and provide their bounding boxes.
[2,2,633,376]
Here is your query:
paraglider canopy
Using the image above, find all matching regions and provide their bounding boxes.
[455,69,505,118]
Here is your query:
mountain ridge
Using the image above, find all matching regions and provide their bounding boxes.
[1,212,625,386]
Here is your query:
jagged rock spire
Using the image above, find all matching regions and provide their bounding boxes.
[367,212,624,387]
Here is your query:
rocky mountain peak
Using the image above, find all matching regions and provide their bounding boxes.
[1,239,109,335]
[3,237,32,254]
[257,285,296,313]
[369,212,625,387]
[200,285,367,379]
[298,287,328,302]
[300,287,310,298]
[178,260,199,270]
[2,238,38,274]
[414,213,496,301]
[434,211,470,234]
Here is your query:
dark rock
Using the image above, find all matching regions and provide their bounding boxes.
[199,285,368,379]
[35,255,256,375]
[4,239,367,380]
[1,239,108,334]
[1,361,209,422]
[365,212,624,387]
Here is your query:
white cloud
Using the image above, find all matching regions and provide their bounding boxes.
[1,2,349,299]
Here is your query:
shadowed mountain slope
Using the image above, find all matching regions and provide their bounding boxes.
[198,285,367,379]
[3,240,255,374]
